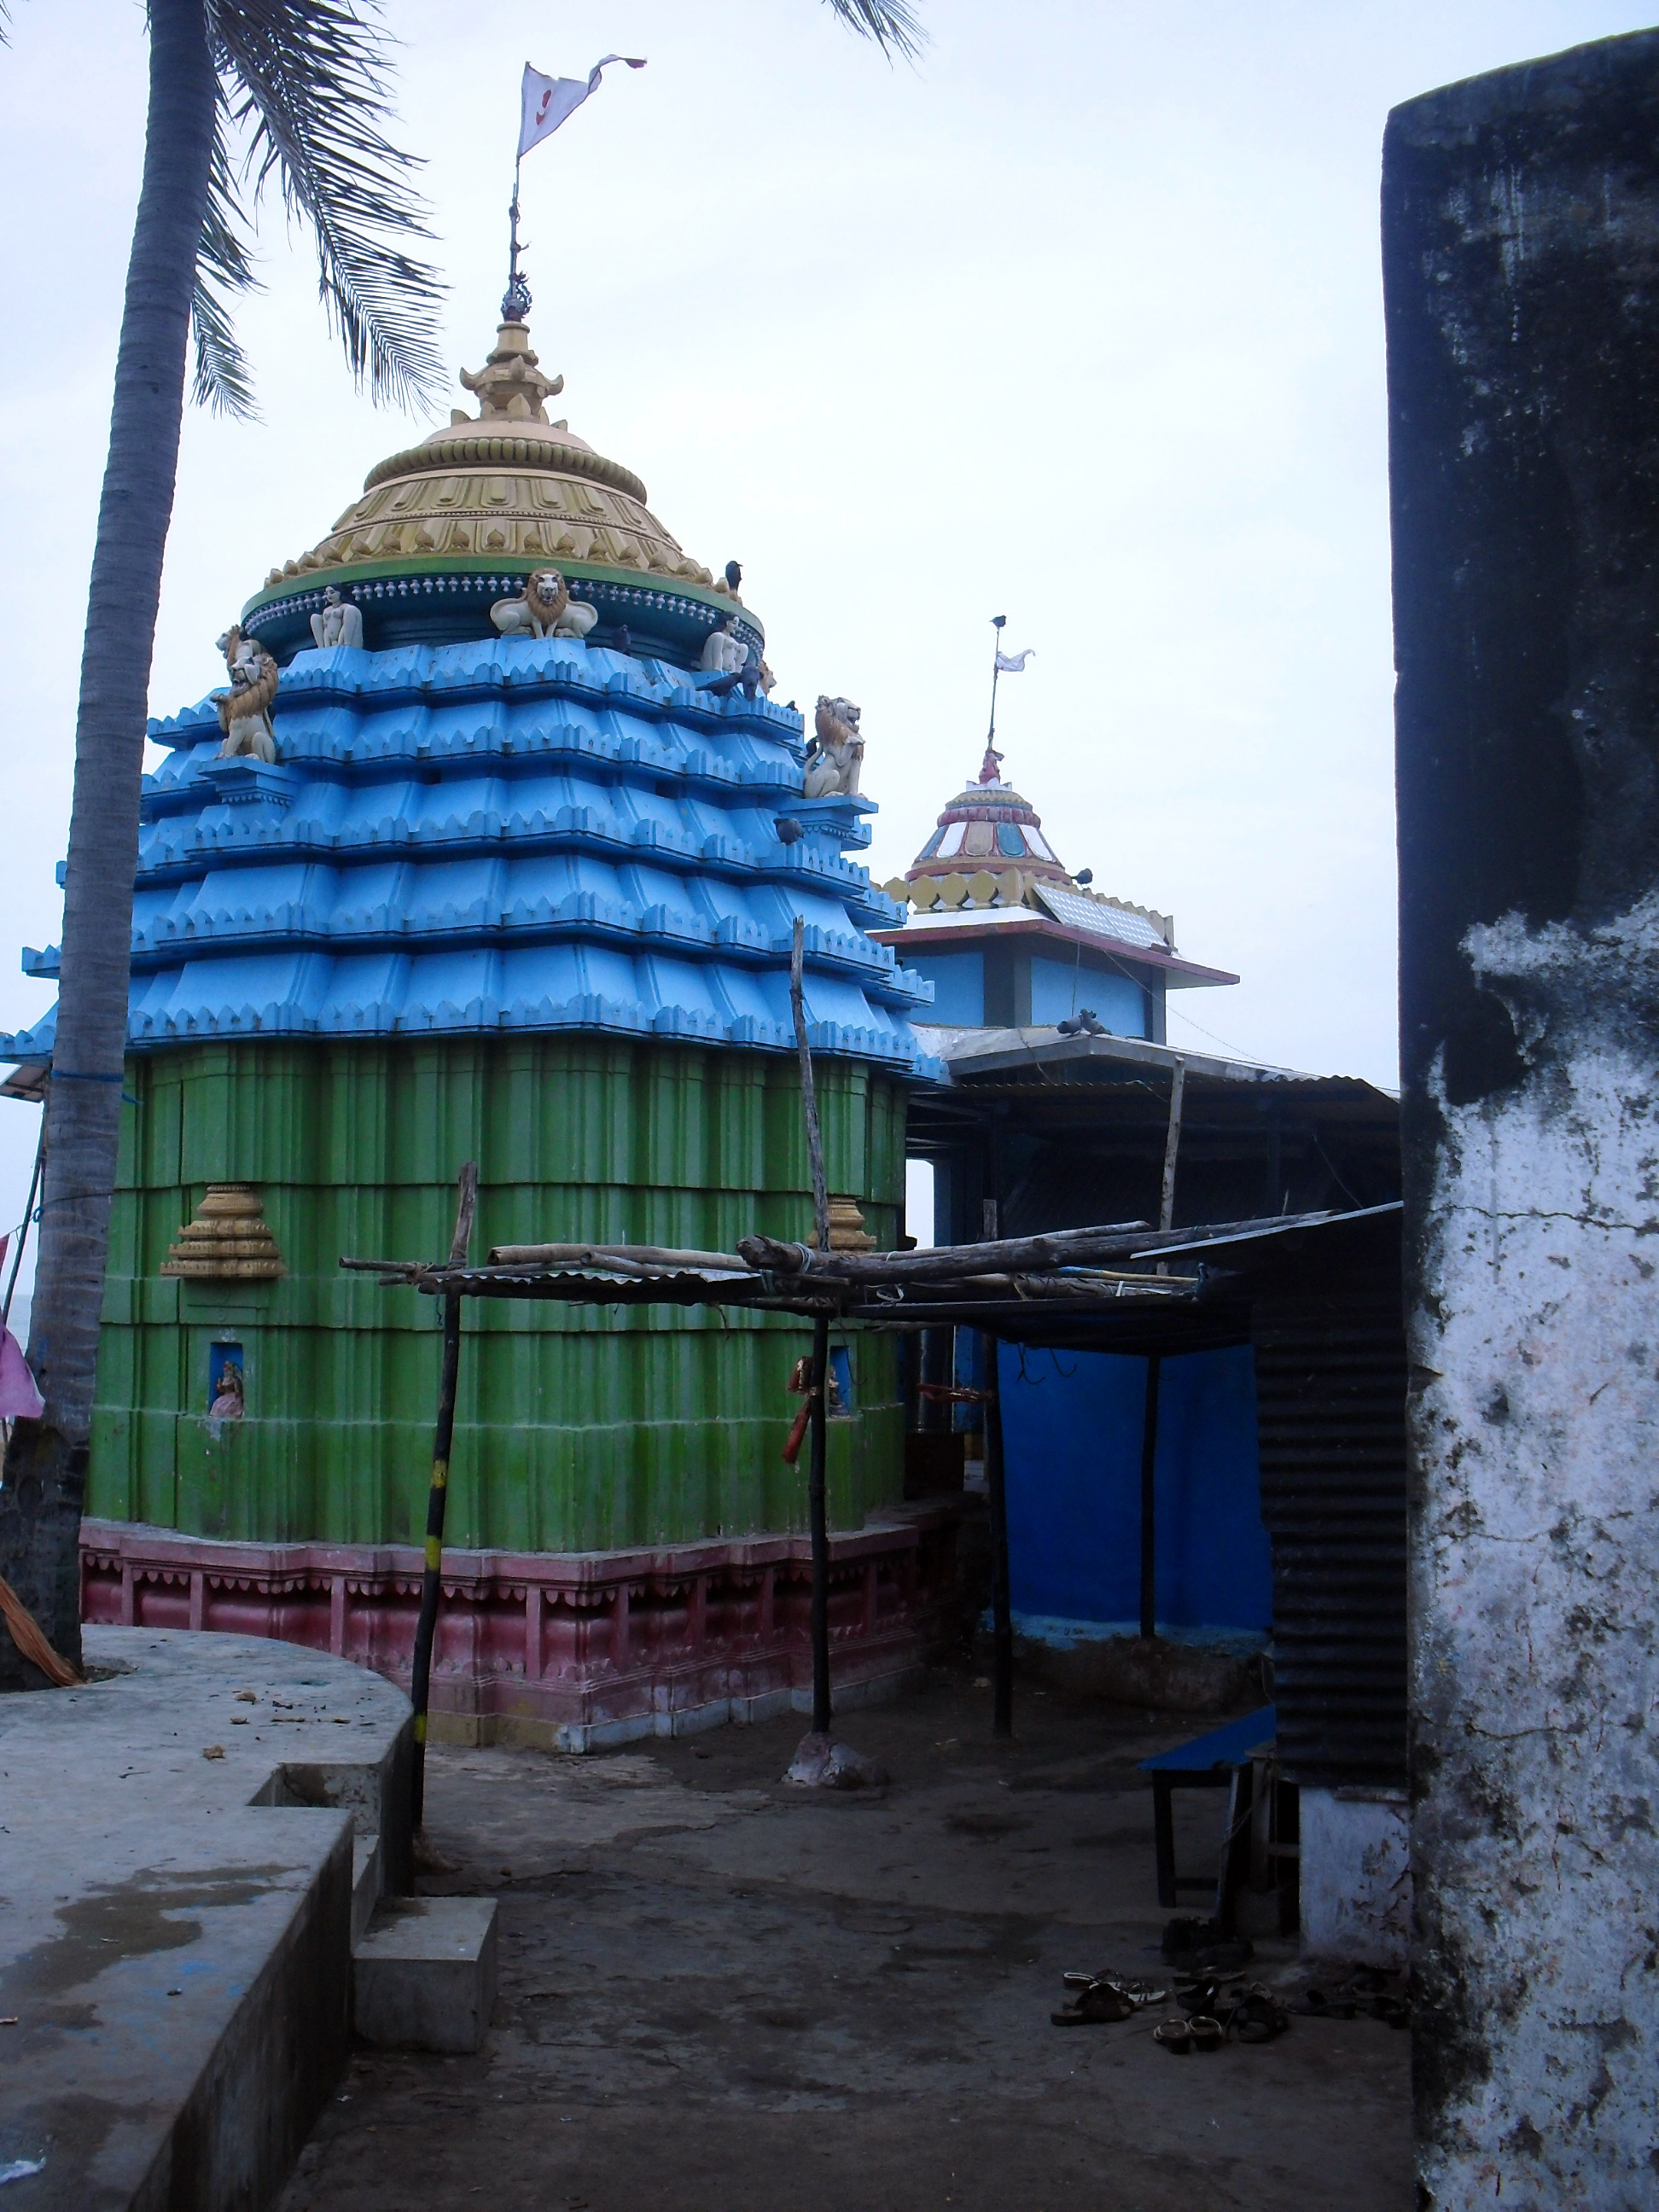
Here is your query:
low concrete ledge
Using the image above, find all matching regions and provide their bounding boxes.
[81,1505,968,1752]
[0,1627,410,2211]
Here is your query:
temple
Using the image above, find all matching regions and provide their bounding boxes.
[876,744,1237,1038]
[1,317,960,1747]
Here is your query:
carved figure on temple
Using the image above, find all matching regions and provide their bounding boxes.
[804,696,864,797]
[490,568,598,641]
[700,615,748,673]
[310,585,364,651]
[212,625,279,761]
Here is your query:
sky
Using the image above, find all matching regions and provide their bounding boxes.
[1,0,1655,1301]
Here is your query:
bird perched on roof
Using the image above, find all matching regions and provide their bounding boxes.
[1056,1009,1107,1038]
[611,623,632,659]
[725,560,742,595]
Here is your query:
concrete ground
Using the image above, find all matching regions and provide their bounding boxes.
[0,1627,409,2212]
[281,1664,1411,2212]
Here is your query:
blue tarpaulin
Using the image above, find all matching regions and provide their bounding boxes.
[997,1340,1272,1639]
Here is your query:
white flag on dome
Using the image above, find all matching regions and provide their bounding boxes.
[518,55,646,161]
[995,647,1035,672]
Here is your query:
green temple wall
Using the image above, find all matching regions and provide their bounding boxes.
[92,1038,908,1551]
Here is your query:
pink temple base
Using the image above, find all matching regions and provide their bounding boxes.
[80,1505,968,1750]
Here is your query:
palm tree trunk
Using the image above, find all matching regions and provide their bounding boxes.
[0,0,217,1685]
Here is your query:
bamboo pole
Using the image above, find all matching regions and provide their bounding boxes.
[736,1220,1150,1282]
[410,1161,478,1831]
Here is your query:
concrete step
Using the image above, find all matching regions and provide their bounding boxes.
[352,1831,383,1947]
[353,1895,498,2053]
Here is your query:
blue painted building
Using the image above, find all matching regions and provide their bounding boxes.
[875,746,1237,1041]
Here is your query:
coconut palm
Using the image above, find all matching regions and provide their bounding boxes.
[0,0,923,1684]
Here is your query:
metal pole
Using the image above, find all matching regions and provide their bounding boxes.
[1138,1352,1161,1642]
[410,1161,478,1831]
[807,1309,832,1734]
[987,614,1006,748]
[984,1344,1013,1738]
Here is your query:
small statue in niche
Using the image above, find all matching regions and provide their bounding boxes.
[208,1359,245,1421]
[309,584,364,650]
[212,625,278,761]
[700,615,748,673]
[489,568,598,642]
[803,696,864,798]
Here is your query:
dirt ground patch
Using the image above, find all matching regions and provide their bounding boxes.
[279,1665,1409,2212]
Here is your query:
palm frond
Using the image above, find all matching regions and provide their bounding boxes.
[207,0,445,410]
[191,102,261,418]
[822,0,926,61]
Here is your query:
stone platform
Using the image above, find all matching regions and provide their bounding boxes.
[0,1627,410,2210]
[81,1502,968,1752]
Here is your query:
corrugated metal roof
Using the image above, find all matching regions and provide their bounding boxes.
[3,637,938,1070]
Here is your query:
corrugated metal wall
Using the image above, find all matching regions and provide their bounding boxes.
[93,1036,908,1551]
[1252,1289,1408,1790]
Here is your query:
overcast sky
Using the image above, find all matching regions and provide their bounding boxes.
[1,0,1653,1290]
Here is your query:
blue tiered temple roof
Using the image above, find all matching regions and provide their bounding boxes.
[4,637,934,1066]
[2,312,937,1074]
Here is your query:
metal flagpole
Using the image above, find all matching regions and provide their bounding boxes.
[987,614,1007,749]
[504,157,532,322]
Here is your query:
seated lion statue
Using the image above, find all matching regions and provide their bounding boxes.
[803,695,864,798]
[213,624,279,761]
[490,569,599,642]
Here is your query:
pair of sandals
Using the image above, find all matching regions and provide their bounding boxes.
[1297,1970,1409,2029]
[1051,1971,1167,2026]
[1155,1979,1289,2053]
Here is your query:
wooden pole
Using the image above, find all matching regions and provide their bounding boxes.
[792,913,834,1734]
[807,1309,832,1734]
[410,1161,478,1831]
[789,915,830,1254]
[1138,1352,1161,1642]
[1159,1058,1185,1234]
[984,1345,1013,1738]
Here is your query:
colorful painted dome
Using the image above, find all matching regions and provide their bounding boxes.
[905,744,1072,888]
[238,319,756,670]
[0,318,935,1073]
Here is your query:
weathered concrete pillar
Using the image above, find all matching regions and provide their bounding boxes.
[1385,32,1659,2206]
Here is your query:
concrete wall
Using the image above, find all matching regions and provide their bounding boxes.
[1384,31,1659,2203]
[1299,1789,1410,1969]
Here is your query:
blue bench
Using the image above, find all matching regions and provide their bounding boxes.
[1138,1705,1277,1909]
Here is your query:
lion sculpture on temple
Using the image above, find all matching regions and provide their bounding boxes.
[489,569,598,643]
[803,696,864,798]
[213,625,279,761]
